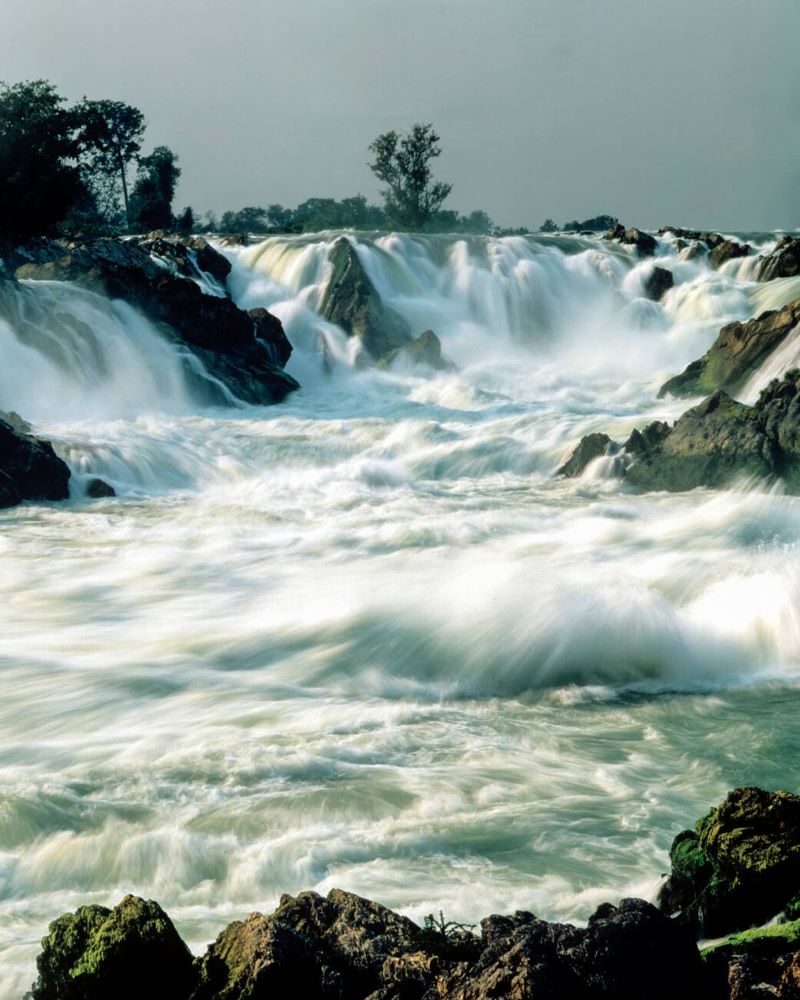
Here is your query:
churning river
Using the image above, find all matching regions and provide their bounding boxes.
[2,230,800,995]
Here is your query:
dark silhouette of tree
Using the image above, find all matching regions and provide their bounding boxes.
[129,146,180,231]
[176,206,194,234]
[76,99,145,231]
[219,206,269,234]
[0,80,84,245]
[368,123,452,230]
[539,218,558,233]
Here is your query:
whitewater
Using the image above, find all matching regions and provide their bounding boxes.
[2,230,800,996]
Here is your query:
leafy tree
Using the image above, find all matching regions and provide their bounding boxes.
[76,99,145,230]
[219,206,269,233]
[539,218,558,233]
[266,203,295,230]
[368,123,452,230]
[128,145,180,231]
[176,206,194,234]
[461,209,493,233]
[562,214,618,232]
[0,80,84,245]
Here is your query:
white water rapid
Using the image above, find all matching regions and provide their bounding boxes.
[2,230,799,996]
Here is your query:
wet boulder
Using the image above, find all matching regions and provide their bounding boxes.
[708,238,751,270]
[659,787,800,938]
[15,237,298,406]
[31,895,196,1000]
[318,237,412,361]
[379,329,454,372]
[0,415,70,508]
[557,432,616,477]
[605,224,656,257]
[660,298,800,398]
[86,477,116,498]
[643,265,674,301]
[624,391,777,492]
[754,234,800,283]
[140,232,232,286]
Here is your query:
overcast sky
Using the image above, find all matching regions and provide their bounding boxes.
[1,0,798,230]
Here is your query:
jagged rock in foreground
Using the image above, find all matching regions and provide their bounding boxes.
[29,786,800,1000]
[0,413,70,508]
[604,223,656,257]
[560,370,800,493]
[660,298,800,399]
[318,237,412,361]
[754,234,800,283]
[31,895,195,1000]
[659,787,800,939]
[13,235,298,405]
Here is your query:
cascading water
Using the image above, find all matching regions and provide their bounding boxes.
[2,229,799,996]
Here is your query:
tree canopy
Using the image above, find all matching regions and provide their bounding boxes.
[368,123,452,230]
[76,99,145,230]
[129,146,181,231]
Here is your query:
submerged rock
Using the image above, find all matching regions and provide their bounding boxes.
[318,237,412,361]
[660,298,800,399]
[0,416,70,508]
[31,895,196,1000]
[14,237,297,406]
[556,432,615,477]
[379,329,454,371]
[86,477,115,498]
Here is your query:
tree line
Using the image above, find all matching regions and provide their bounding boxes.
[0,80,184,247]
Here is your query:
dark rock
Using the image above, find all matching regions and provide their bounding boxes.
[660,788,800,938]
[439,898,702,1000]
[660,299,800,398]
[0,417,70,507]
[643,266,674,301]
[679,241,708,262]
[624,420,670,455]
[86,478,115,498]
[318,237,412,361]
[379,329,453,372]
[624,391,777,492]
[557,432,616,477]
[140,232,232,286]
[605,224,656,257]
[31,895,196,1000]
[708,238,751,270]
[15,238,297,406]
[754,235,800,283]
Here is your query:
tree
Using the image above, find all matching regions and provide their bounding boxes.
[176,206,194,234]
[219,206,269,233]
[539,218,558,233]
[0,80,83,245]
[368,123,452,230]
[76,99,145,231]
[128,145,180,231]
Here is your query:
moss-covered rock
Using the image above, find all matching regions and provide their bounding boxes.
[31,895,196,1000]
[660,788,800,939]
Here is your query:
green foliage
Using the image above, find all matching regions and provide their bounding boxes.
[75,98,145,230]
[701,918,800,958]
[562,214,618,232]
[539,218,558,232]
[0,79,84,245]
[129,146,181,232]
[175,206,194,234]
[220,205,269,233]
[368,123,453,230]
[416,910,479,961]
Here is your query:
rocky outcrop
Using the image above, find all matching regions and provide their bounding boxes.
[14,236,297,405]
[754,235,800,283]
[604,224,656,257]
[643,265,674,301]
[660,299,800,398]
[379,329,454,371]
[658,228,751,270]
[559,371,800,493]
[29,786,800,1000]
[140,232,233,286]
[31,895,196,1000]
[659,787,800,940]
[318,237,412,360]
[0,414,70,508]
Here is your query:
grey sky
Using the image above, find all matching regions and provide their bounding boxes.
[1,0,798,230]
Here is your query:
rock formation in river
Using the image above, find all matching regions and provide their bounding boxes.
[560,369,800,493]
[10,234,298,405]
[754,234,800,283]
[29,786,800,1000]
[317,237,413,361]
[0,412,70,508]
[660,298,800,399]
